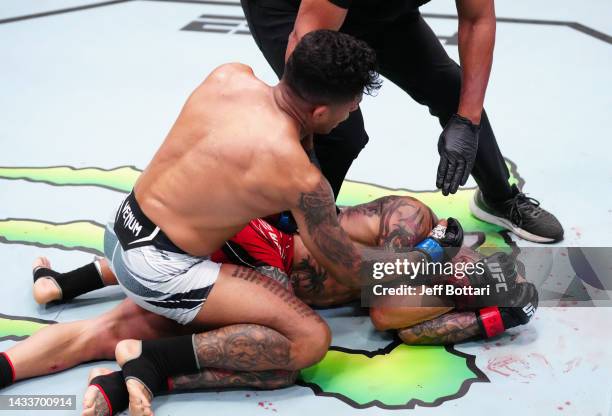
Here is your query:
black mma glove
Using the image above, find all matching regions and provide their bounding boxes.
[449,252,519,309]
[414,217,464,263]
[470,252,518,293]
[476,281,539,338]
[499,281,539,327]
[436,114,480,195]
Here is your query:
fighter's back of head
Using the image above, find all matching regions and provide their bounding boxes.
[283,30,382,105]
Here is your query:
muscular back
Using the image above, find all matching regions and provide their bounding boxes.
[134,64,314,256]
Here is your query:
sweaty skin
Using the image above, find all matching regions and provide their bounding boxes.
[13,196,490,416]
[17,57,459,414]
[19,197,463,383]
[130,62,429,295]
[291,195,438,307]
[135,63,317,256]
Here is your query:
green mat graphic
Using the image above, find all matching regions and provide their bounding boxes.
[0,163,523,408]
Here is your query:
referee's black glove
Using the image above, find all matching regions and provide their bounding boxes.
[436,114,480,195]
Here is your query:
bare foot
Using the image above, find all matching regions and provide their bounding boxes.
[115,340,153,416]
[32,257,62,304]
[126,379,154,416]
[82,367,113,416]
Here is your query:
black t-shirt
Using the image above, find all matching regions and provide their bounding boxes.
[255,0,429,21]
[328,0,430,21]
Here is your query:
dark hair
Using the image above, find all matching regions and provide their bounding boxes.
[284,30,382,104]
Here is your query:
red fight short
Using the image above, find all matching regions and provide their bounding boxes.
[211,218,294,275]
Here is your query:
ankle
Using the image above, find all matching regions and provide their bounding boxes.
[115,339,142,367]
[32,278,63,304]
[119,335,199,397]
[0,353,15,388]
[481,183,517,205]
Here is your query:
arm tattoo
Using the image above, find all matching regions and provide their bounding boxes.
[171,368,298,391]
[340,198,381,218]
[298,179,361,271]
[298,181,432,288]
[398,312,482,345]
[342,195,433,249]
[194,324,292,371]
[298,180,340,231]
[298,180,360,270]
[377,196,428,249]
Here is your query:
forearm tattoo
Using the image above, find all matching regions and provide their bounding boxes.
[398,312,482,345]
[171,368,299,391]
[298,181,428,287]
[298,179,360,271]
[339,198,381,218]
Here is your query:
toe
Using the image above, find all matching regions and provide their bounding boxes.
[32,256,50,270]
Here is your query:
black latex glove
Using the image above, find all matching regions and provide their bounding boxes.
[436,114,480,195]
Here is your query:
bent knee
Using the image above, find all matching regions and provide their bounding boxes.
[291,320,331,369]
[88,314,124,359]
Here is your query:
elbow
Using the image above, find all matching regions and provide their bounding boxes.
[458,6,496,31]
[285,30,300,61]
[369,307,394,331]
[288,29,299,45]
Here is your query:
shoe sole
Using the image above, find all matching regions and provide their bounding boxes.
[469,196,556,243]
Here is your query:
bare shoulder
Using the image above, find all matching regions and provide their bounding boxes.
[193,63,260,101]
[199,63,264,98]
[208,62,254,80]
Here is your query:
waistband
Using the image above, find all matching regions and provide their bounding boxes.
[113,191,186,254]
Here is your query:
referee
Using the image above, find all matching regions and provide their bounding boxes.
[241,0,563,243]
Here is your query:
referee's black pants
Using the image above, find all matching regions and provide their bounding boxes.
[242,0,512,202]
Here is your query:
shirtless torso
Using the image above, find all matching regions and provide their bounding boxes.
[135,63,317,256]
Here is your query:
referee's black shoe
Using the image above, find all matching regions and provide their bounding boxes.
[470,184,564,243]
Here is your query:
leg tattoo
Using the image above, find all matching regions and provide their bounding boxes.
[194,324,292,371]
[398,312,482,345]
[171,368,298,391]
